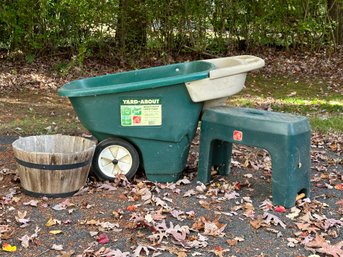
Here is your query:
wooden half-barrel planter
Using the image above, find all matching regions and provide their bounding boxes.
[12,135,96,197]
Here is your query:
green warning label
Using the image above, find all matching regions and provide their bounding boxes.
[120,98,162,126]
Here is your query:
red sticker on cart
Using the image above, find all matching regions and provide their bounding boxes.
[133,116,142,124]
[233,130,243,141]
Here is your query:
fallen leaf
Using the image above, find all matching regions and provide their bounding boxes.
[323,218,343,231]
[234,236,244,242]
[15,211,30,227]
[226,236,244,246]
[209,245,230,257]
[287,237,299,247]
[56,250,75,257]
[84,219,98,225]
[234,182,241,190]
[299,212,313,223]
[192,217,205,231]
[243,196,252,203]
[250,218,264,229]
[183,189,197,198]
[89,231,98,237]
[266,228,283,237]
[171,209,185,221]
[168,246,188,256]
[51,244,64,251]
[296,193,306,201]
[127,205,138,212]
[0,225,11,237]
[227,239,238,246]
[2,243,16,252]
[199,200,211,210]
[203,219,227,237]
[63,219,72,224]
[176,178,191,185]
[259,199,273,211]
[133,244,156,256]
[52,199,74,210]
[305,234,343,257]
[334,184,343,190]
[18,235,30,248]
[286,207,301,220]
[224,191,239,200]
[98,182,117,191]
[295,222,320,233]
[49,230,63,235]
[97,233,110,244]
[274,206,286,213]
[153,197,169,208]
[153,214,167,223]
[23,200,39,207]
[31,226,41,239]
[12,196,21,203]
[100,249,130,256]
[98,221,121,231]
[46,218,61,227]
[287,91,297,97]
[189,233,208,248]
[263,212,286,229]
[195,183,206,192]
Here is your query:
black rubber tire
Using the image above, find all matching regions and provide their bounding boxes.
[92,138,140,181]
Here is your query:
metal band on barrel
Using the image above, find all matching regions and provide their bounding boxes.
[15,158,91,170]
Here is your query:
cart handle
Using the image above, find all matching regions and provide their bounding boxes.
[206,55,265,79]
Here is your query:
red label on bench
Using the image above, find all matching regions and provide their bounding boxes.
[233,130,243,141]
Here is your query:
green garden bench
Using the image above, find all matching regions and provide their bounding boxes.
[197,107,311,208]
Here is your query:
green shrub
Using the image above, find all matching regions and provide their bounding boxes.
[0,0,338,61]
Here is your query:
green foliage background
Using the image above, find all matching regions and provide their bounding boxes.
[0,0,340,60]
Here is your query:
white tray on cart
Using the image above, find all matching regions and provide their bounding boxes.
[186,55,265,106]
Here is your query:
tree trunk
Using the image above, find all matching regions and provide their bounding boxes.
[115,0,147,52]
[328,0,343,45]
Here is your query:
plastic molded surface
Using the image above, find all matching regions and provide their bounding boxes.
[58,61,215,182]
[186,55,265,103]
[58,61,215,97]
[198,107,311,208]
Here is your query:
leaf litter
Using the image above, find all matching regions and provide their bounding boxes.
[0,132,342,257]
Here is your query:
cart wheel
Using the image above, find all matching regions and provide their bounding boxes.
[92,138,139,180]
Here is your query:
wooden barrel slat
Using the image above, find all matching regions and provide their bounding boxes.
[12,135,96,197]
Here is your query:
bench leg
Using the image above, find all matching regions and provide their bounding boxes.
[212,140,232,176]
[198,137,233,183]
[270,144,311,208]
[197,136,214,183]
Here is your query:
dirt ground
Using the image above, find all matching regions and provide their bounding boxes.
[0,131,342,257]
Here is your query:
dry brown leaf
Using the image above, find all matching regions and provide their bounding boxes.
[56,250,75,257]
[305,234,343,257]
[250,216,264,230]
[168,247,188,257]
[203,218,227,237]
[198,200,211,210]
[192,217,205,231]
[209,246,230,257]
[295,222,320,233]
[227,239,238,246]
